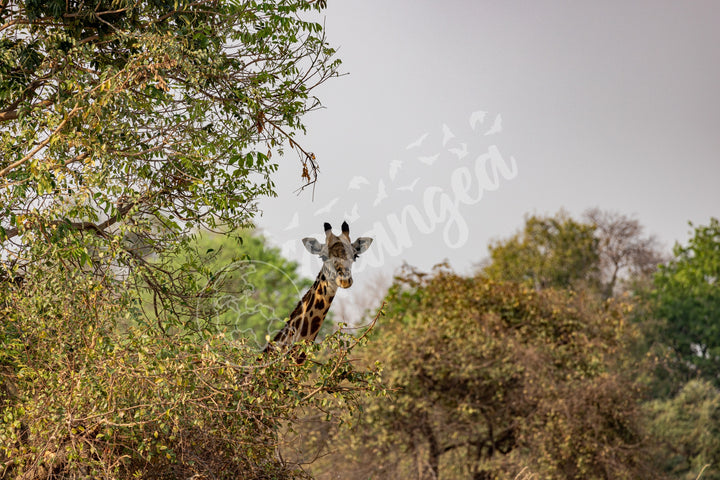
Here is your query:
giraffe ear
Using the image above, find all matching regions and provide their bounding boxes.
[352,237,373,255]
[302,238,327,257]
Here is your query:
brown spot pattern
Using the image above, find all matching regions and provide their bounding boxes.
[311,315,322,332]
[270,254,358,353]
[289,302,303,319]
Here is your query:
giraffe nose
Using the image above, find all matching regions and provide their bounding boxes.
[337,271,353,288]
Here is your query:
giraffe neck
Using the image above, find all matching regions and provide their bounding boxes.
[270,269,337,349]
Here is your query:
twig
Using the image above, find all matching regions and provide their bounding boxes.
[0,104,82,178]
[696,464,711,480]
[299,302,385,402]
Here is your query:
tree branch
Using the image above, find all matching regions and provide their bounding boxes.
[1,186,138,243]
[0,79,51,122]
[0,110,18,122]
[442,442,468,454]
[1,98,56,123]
[0,104,81,178]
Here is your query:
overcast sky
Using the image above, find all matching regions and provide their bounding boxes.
[255,1,720,312]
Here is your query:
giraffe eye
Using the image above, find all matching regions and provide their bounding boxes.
[353,253,359,261]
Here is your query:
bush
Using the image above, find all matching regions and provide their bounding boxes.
[0,265,379,479]
[310,265,661,480]
[647,380,720,480]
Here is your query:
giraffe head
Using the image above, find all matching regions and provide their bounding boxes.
[302,221,373,289]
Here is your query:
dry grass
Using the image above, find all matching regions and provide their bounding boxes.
[696,464,711,480]
[514,466,537,480]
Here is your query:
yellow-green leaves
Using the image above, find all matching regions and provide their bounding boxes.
[2,1,339,319]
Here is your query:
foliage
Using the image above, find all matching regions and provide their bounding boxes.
[0,264,380,479]
[483,211,601,292]
[0,3,383,477]
[311,265,658,480]
[0,0,335,314]
[647,380,720,480]
[171,228,316,346]
[484,210,664,300]
[652,218,720,387]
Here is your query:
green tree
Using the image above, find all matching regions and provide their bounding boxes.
[652,218,720,387]
[484,210,663,299]
[647,380,720,480]
[0,2,383,477]
[176,229,315,346]
[0,0,335,314]
[314,265,658,480]
[483,211,601,291]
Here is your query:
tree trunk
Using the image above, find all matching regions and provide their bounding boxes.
[421,422,440,479]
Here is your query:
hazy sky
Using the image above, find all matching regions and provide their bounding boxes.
[255,1,720,311]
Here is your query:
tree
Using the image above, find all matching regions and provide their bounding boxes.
[647,380,720,480]
[313,265,659,480]
[483,209,664,299]
[584,208,664,298]
[0,0,335,315]
[652,218,720,387]
[0,2,384,477]
[174,228,316,346]
[483,211,601,291]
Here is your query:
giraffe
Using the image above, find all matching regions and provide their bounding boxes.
[263,221,373,362]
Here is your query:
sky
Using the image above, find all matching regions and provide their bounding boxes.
[255,1,720,314]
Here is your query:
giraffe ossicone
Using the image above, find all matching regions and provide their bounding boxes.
[263,221,373,362]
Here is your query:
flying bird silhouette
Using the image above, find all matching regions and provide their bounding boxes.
[469,110,488,130]
[283,212,299,231]
[344,203,360,222]
[418,153,440,165]
[449,143,468,159]
[389,160,403,181]
[313,197,339,216]
[347,175,370,190]
[484,114,502,136]
[406,132,429,150]
[373,180,388,206]
[442,124,455,146]
[397,178,420,192]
